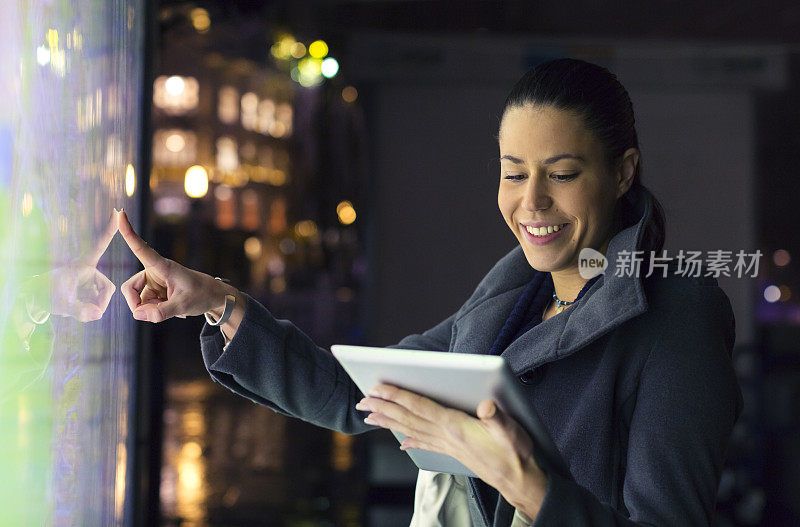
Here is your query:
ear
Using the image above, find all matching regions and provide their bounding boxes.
[615,147,639,198]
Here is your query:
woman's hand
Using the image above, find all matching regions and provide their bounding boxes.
[117,210,243,328]
[356,384,548,519]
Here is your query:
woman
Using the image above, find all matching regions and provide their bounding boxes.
[118,58,743,526]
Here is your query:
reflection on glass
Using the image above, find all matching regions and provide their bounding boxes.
[161,383,210,524]
[0,0,142,524]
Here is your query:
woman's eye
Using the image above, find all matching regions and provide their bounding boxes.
[503,172,579,182]
[552,173,579,182]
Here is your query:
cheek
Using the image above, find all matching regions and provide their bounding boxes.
[497,191,515,224]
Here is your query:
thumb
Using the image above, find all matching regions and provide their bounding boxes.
[477,399,517,442]
[133,297,183,323]
[477,399,497,420]
[478,399,535,456]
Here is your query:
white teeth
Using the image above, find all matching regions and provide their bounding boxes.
[525,223,566,237]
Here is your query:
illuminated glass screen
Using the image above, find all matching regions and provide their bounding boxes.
[0,1,144,524]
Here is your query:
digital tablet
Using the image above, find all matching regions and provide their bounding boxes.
[330,344,571,479]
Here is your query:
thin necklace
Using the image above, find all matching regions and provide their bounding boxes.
[552,291,576,314]
[550,275,601,315]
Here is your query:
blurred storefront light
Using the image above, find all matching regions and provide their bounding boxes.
[217,86,239,124]
[184,165,209,199]
[154,75,199,115]
[241,188,261,231]
[257,99,276,135]
[276,103,293,136]
[154,129,197,166]
[165,75,184,96]
[154,196,190,217]
[165,133,186,153]
[241,91,258,130]
[215,136,239,172]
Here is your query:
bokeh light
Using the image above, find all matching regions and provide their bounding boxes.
[336,200,356,225]
[165,75,185,96]
[764,285,781,303]
[773,249,791,267]
[125,164,136,197]
[190,8,210,33]
[244,237,262,261]
[308,40,328,59]
[778,284,792,302]
[295,219,319,239]
[321,57,339,78]
[290,42,306,59]
[342,86,358,103]
[184,165,209,198]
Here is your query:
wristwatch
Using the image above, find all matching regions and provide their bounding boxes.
[205,277,235,326]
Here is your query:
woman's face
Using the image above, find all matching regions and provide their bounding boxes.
[497,104,636,273]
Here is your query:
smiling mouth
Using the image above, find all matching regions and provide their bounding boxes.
[522,223,570,237]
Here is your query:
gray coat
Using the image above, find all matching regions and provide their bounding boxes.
[200,191,743,526]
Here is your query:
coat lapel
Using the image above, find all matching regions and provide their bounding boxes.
[454,191,655,527]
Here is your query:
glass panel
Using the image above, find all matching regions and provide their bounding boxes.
[0,1,144,524]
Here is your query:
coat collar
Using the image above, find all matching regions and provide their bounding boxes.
[452,189,653,375]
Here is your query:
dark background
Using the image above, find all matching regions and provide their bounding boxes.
[142,1,800,526]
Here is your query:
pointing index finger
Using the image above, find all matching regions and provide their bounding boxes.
[118,210,164,268]
[85,209,120,268]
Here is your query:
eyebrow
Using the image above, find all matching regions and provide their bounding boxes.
[500,153,586,165]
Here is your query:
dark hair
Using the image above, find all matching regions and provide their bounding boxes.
[499,57,666,256]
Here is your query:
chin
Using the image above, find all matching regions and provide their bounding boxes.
[520,247,554,273]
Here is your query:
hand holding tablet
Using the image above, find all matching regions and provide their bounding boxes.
[331,344,572,482]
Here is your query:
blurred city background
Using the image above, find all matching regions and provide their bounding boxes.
[2,0,800,526]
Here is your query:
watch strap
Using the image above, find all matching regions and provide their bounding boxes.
[205,277,235,326]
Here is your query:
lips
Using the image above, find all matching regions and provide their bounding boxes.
[520,222,570,245]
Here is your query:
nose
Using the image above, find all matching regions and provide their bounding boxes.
[520,174,551,212]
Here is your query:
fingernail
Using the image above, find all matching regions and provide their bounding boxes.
[133,311,148,321]
[119,207,124,212]
[364,417,378,426]
[368,389,381,398]
[355,402,368,411]
[113,208,119,213]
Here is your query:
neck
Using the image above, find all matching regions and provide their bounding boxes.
[551,236,611,303]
